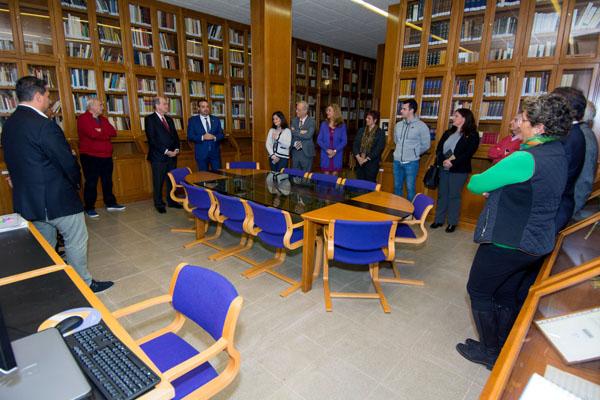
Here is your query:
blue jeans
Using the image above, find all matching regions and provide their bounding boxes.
[393,160,419,201]
[33,212,92,284]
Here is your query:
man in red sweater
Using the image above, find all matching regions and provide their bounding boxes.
[77,98,125,218]
[487,113,523,165]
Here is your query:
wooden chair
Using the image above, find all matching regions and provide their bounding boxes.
[112,263,243,400]
[380,193,434,287]
[167,167,194,234]
[242,200,322,297]
[308,172,342,185]
[323,219,397,313]
[225,161,260,170]
[341,178,381,192]
[208,192,254,261]
[181,182,222,249]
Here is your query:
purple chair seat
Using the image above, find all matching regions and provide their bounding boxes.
[141,332,218,400]
[257,227,303,248]
[395,223,417,239]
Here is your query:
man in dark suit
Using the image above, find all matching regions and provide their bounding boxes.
[290,101,316,171]
[145,96,180,213]
[2,76,112,292]
[187,98,224,171]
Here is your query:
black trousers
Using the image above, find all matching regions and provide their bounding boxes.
[467,244,545,312]
[355,161,380,182]
[80,154,117,210]
[151,158,177,208]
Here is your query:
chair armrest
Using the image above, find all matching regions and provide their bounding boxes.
[112,294,172,319]
[163,338,228,381]
[291,221,304,230]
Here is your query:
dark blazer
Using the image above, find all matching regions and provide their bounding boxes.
[290,116,316,157]
[352,127,386,163]
[145,112,180,163]
[187,114,224,161]
[435,128,480,173]
[1,105,83,220]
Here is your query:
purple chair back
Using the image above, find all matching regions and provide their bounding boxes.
[248,201,287,235]
[182,182,211,211]
[229,161,258,169]
[214,192,246,222]
[343,178,377,191]
[310,173,340,185]
[412,194,434,220]
[281,168,306,178]
[169,167,191,185]
[172,265,238,341]
[333,220,393,251]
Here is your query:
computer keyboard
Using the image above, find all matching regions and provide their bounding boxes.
[64,321,161,400]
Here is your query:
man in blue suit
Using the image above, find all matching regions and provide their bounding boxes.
[187,98,224,171]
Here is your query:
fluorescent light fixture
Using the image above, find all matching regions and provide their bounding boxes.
[350,0,389,18]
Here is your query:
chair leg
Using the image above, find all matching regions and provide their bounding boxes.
[208,234,254,261]
[312,235,324,279]
[170,209,195,234]
[323,258,332,312]
[241,248,285,278]
[378,262,425,286]
[184,221,222,249]
[370,264,391,313]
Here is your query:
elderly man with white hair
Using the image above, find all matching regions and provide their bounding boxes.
[77,97,125,218]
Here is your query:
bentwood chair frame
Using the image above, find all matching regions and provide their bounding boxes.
[208,193,255,262]
[167,167,194,234]
[112,263,243,400]
[323,219,397,313]
[181,182,223,250]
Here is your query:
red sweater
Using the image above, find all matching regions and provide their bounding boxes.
[77,111,117,158]
[488,135,522,164]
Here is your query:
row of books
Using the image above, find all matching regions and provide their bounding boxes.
[0,93,17,113]
[460,17,483,42]
[401,52,420,68]
[189,81,206,97]
[231,119,245,130]
[185,18,202,37]
[406,0,424,22]
[423,79,443,96]
[208,63,223,76]
[104,72,126,91]
[420,100,440,117]
[453,78,475,97]
[129,5,151,26]
[210,83,225,98]
[521,75,549,96]
[208,47,222,60]
[186,40,203,58]
[531,12,560,34]
[457,50,479,64]
[296,48,307,59]
[308,66,317,77]
[484,75,509,96]
[426,49,446,66]
[464,0,487,12]
[429,21,450,44]
[480,101,505,119]
[71,69,96,89]
[489,46,514,60]
[480,131,500,145]
[404,29,422,47]
[107,116,130,130]
[322,53,331,65]
[161,55,178,69]
[343,58,354,69]
[100,47,123,63]
[528,41,557,58]
[0,65,17,87]
[492,16,518,37]
[231,103,245,117]
[137,78,157,94]
[208,24,223,41]
[450,99,472,115]
[296,64,306,75]
[106,95,129,114]
[211,102,225,116]
[61,0,86,10]
[310,51,318,62]
[133,50,154,66]
[168,98,181,115]
[96,0,118,16]
[63,14,90,40]
[132,29,152,49]
[229,29,244,46]
[572,3,600,32]
[98,25,121,45]
[164,79,181,94]
[28,66,57,88]
[0,39,14,51]
[66,42,92,58]
[231,65,244,79]
[158,11,176,31]
[188,59,203,73]
[231,85,245,100]
[431,0,452,17]
[229,51,244,64]
[321,68,330,79]
[138,97,154,114]
[159,33,178,53]
[398,79,416,97]
[72,94,97,113]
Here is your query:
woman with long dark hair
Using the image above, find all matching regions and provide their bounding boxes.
[352,110,386,182]
[265,111,292,171]
[430,108,480,232]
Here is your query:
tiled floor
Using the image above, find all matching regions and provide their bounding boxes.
[88,200,489,400]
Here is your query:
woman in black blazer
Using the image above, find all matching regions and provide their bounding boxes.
[352,110,386,182]
[430,108,480,232]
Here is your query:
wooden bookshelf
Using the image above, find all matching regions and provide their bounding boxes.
[379,0,600,228]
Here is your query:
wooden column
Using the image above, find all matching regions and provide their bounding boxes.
[379,4,402,147]
[250,0,292,165]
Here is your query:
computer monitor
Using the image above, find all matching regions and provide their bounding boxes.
[0,305,17,374]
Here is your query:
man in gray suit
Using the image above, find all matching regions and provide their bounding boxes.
[290,101,316,171]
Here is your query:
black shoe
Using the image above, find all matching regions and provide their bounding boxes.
[445,224,456,233]
[90,280,114,293]
[156,206,167,214]
[430,222,443,229]
[168,203,183,209]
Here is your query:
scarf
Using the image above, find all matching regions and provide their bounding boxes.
[360,125,377,155]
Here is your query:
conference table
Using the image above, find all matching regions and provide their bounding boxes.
[185,169,414,292]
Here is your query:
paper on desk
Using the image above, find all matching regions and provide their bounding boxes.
[545,365,600,400]
[520,373,581,400]
[0,213,28,233]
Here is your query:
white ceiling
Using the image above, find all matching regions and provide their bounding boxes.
[162,0,395,58]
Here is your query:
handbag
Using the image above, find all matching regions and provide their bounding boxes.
[423,164,440,189]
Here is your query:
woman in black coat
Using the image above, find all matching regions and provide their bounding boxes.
[352,110,386,182]
[430,108,480,232]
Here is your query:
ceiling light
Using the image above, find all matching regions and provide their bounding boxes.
[350,0,389,18]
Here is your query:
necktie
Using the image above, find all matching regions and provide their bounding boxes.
[204,117,211,132]
[160,116,169,132]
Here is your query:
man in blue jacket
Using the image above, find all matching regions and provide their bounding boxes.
[187,98,224,171]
